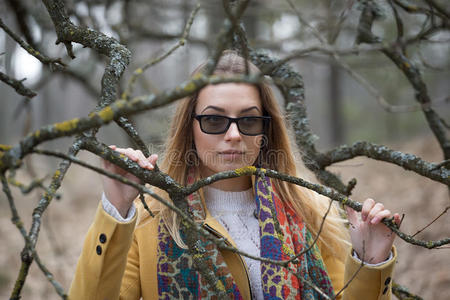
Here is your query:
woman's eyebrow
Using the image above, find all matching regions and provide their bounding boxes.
[240,106,261,113]
[201,105,225,113]
[200,105,261,113]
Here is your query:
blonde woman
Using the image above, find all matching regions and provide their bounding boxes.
[70,51,401,300]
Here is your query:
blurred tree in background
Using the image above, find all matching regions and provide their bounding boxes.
[0,0,449,299]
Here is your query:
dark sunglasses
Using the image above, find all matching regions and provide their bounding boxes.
[193,114,271,136]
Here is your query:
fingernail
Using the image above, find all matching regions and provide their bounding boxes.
[371,217,378,224]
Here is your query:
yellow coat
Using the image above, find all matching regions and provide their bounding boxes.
[69,202,396,300]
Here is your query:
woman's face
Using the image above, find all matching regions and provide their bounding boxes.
[193,83,264,179]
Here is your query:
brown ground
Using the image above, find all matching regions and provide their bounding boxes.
[0,135,449,299]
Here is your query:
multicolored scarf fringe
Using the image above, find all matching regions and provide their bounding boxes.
[157,170,335,299]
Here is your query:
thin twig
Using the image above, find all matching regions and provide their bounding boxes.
[1,173,67,299]
[287,198,334,264]
[333,242,366,299]
[33,253,67,299]
[298,275,332,299]
[412,206,450,238]
[121,2,201,100]
[393,0,447,19]
[0,71,37,98]
[7,171,46,194]
[0,18,66,69]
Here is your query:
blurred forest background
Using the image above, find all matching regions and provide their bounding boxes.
[0,0,449,299]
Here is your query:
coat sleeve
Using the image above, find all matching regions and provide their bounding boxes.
[68,202,138,300]
[322,245,397,300]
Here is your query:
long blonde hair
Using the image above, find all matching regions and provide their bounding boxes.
[142,50,349,260]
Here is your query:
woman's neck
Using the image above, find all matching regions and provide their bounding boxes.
[199,166,252,191]
[208,176,252,191]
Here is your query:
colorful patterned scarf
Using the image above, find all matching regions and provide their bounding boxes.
[157,171,335,299]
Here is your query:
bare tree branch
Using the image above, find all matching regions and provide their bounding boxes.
[114,116,151,157]
[392,282,424,300]
[355,1,450,161]
[1,173,67,299]
[412,206,450,238]
[7,172,46,194]
[393,0,449,19]
[424,0,450,19]
[122,2,201,101]
[3,0,134,296]
[0,18,66,69]
[0,71,37,98]
[318,141,449,186]
[5,0,37,48]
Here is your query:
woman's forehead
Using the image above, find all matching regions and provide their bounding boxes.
[196,83,262,112]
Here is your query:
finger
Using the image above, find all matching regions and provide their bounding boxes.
[125,148,139,161]
[361,198,375,222]
[134,150,145,164]
[135,150,153,169]
[371,209,391,225]
[148,154,158,167]
[114,148,138,161]
[345,205,359,227]
[394,213,401,227]
[367,203,385,223]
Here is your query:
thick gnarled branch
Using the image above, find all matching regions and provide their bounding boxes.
[318,141,449,186]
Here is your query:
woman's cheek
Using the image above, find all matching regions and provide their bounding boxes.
[246,136,262,165]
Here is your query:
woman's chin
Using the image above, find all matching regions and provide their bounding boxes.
[200,160,255,177]
[215,162,251,173]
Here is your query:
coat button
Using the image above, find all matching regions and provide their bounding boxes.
[96,245,102,255]
[384,277,391,285]
[99,233,107,244]
[382,286,388,295]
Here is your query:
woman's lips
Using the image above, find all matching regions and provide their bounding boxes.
[218,150,244,160]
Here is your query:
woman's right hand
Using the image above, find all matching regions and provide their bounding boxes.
[101,145,158,218]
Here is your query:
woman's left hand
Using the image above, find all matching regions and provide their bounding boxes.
[346,198,401,264]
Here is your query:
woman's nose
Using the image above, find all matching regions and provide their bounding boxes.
[224,122,242,141]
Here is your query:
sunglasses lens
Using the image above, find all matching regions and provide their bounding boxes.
[200,115,229,133]
[238,117,264,135]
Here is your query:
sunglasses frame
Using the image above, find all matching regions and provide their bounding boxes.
[193,114,271,136]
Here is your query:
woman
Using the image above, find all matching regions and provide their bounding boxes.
[70,50,401,300]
